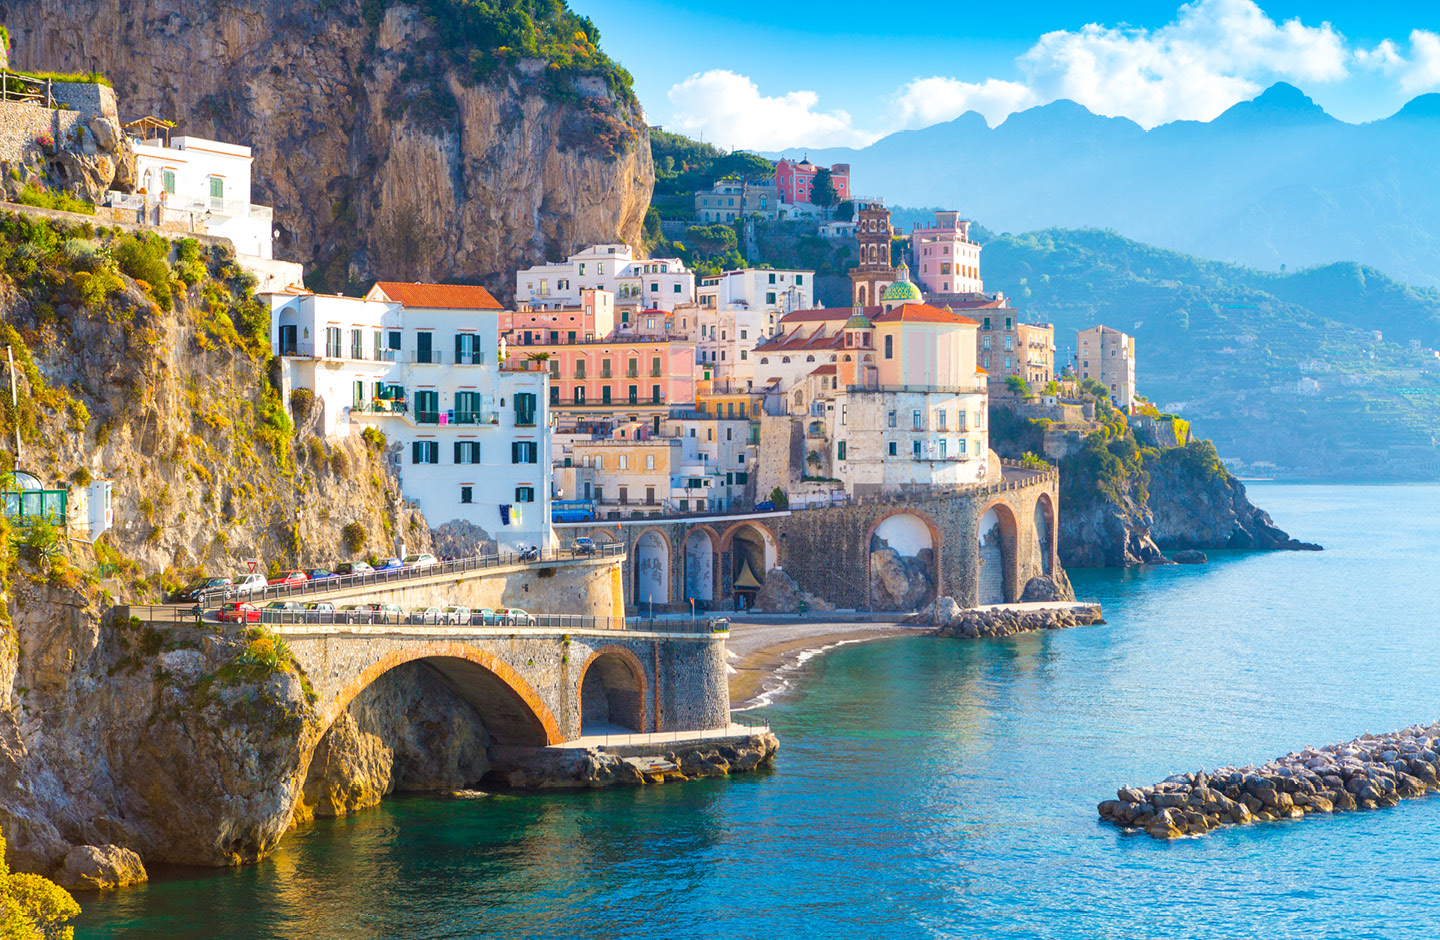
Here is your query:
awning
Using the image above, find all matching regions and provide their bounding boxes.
[734,559,763,589]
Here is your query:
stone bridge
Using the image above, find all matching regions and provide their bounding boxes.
[273,621,731,746]
[558,465,1061,612]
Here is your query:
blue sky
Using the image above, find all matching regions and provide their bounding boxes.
[584,0,1440,149]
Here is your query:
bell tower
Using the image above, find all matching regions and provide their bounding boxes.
[849,203,896,306]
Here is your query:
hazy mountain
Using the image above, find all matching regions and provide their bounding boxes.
[978,228,1440,479]
[776,84,1440,288]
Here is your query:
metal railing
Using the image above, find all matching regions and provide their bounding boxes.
[410,351,443,364]
[351,401,408,415]
[186,543,627,606]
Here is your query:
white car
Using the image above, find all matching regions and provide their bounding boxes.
[232,573,269,595]
[403,553,438,569]
[440,606,471,625]
[302,602,336,622]
[410,607,442,625]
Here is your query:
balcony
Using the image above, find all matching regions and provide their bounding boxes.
[455,353,487,366]
[352,401,408,416]
[410,351,444,364]
[450,411,500,426]
[415,410,440,425]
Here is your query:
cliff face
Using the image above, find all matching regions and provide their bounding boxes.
[1146,449,1321,551]
[7,1,653,293]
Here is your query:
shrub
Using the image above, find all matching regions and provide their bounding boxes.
[769,487,789,510]
[342,522,366,554]
[69,467,92,487]
[305,436,326,469]
[361,426,386,450]
[0,829,79,938]
[328,446,349,476]
[14,183,95,215]
[1005,375,1031,397]
[289,388,314,420]
[113,232,173,308]
[173,237,206,284]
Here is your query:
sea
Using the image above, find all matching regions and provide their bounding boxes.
[74,484,1440,939]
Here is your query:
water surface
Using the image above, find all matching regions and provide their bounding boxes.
[77,484,1440,938]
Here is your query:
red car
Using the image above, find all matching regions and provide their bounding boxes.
[269,569,308,586]
[217,601,262,624]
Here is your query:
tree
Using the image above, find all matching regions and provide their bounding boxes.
[810,168,837,208]
[1005,374,1031,397]
[834,200,855,222]
[0,831,79,939]
[710,151,774,181]
[684,224,737,260]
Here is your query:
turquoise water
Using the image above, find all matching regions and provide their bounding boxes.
[76,484,1440,938]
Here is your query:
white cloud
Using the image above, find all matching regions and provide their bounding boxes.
[1359,30,1440,93]
[666,69,873,150]
[893,77,1037,129]
[1017,0,1349,126]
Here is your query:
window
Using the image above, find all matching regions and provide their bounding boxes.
[913,410,923,430]
[913,441,922,458]
[766,291,776,304]
[601,358,612,378]
[574,359,586,379]
[887,411,897,428]
[884,335,893,359]
[674,283,682,293]
[768,273,776,284]
[411,441,439,464]
[511,441,538,464]
[161,168,177,194]
[889,441,898,456]
[350,329,364,359]
[455,333,483,364]
[740,329,748,340]
[514,392,537,426]
[795,274,804,285]
[735,471,748,484]
[1004,336,1014,351]
[841,404,847,426]
[460,486,472,504]
[549,359,560,378]
[628,385,638,404]
[208,175,224,209]
[939,440,947,459]
[959,439,968,455]
[651,356,662,377]
[937,411,946,431]
[628,358,639,378]
[618,486,628,505]
[645,454,656,470]
[602,386,612,404]
[515,486,535,503]
[569,331,577,344]
[983,336,992,350]
[453,441,481,464]
[837,441,847,460]
[573,387,586,404]
[619,455,629,470]
[325,326,342,358]
[652,384,662,403]
[550,385,560,406]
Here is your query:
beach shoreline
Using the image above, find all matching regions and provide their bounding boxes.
[726,618,924,709]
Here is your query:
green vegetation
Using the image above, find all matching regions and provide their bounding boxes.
[649,130,774,223]
[361,426,387,451]
[980,227,1440,478]
[342,521,367,554]
[810,168,837,209]
[1,65,110,87]
[768,487,788,510]
[0,829,79,939]
[13,183,94,216]
[1005,375,1031,397]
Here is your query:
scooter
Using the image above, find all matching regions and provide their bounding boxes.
[519,545,540,562]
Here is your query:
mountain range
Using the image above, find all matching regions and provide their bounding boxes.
[776,84,1440,288]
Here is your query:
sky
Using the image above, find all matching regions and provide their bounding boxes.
[583,0,1440,150]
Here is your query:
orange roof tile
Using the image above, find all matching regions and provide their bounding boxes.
[810,364,838,375]
[873,303,979,325]
[368,281,503,310]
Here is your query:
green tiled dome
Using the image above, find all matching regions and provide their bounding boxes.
[843,313,873,329]
[881,263,922,302]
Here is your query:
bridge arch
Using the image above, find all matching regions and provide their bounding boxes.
[865,509,943,611]
[318,642,562,747]
[633,527,672,607]
[978,501,1020,605]
[682,525,719,604]
[1035,493,1056,575]
[578,645,650,734]
[720,521,778,607]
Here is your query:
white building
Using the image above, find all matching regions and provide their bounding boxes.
[266,281,552,554]
[127,135,276,259]
[692,268,814,387]
[515,244,696,312]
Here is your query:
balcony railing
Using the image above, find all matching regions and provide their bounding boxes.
[411,351,443,364]
[415,410,440,425]
[450,411,500,426]
[455,353,487,366]
[351,401,408,416]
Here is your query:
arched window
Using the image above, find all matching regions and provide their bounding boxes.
[806,355,815,362]
[782,356,791,363]
[760,357,769,364]
[843,355,852,362]
[830,354,837,362]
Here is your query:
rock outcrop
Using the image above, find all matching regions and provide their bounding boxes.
[0,95,136,206]
[911,595,1104,638]
[489,732,779,789]
[752,568,834,614]
[55,844,147,891]
[7,1,653,291]
[1147,452,1322,551]
[1100,722,1440,840]
[867,543,934,611]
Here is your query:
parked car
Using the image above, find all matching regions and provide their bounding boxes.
[269,570,308,586]
[496,607,535,626]
[335,561,374,576]
[302,602,337,621]
[409,607,442,625]
[171,576,233,603]
[403,553,438,569]
[363,602,404,623]
[376,557,405,572]
[231,573,269,596]
[440,606,471,625]
[754,500,776,512]
[337,604,366,623]
[306,568,337,581]
[570,537,596,556]
[217,601,262,624]
[263,601,305,619]
[477,608,499,626]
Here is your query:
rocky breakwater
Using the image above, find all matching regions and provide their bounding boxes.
[912,589,1104,640]
[491,732,779,789]
[1099,723,1440,840]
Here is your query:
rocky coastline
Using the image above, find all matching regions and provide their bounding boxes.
[491,732,779,788]
[1099,723,1440,840]
[910,592,1104,640]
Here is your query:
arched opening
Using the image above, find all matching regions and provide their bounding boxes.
[868,511,939,611]
[634,528,670,608]
[1034,496,1054,575]
[978,503,1019,605]
[579,648,647,735]
[725,523,776,610]
[683,528,716,604]
[303,645,560,817]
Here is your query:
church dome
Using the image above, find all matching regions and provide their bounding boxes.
[843,313,873,329]
[881,262,922,303]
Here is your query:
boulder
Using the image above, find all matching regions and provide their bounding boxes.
[752,568,833,614]
[56,844,147,891]
[1020,576,1066,602]
[1172,549,1207,564]
[868,546,933,611]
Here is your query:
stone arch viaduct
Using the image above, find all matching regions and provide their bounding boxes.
[559,466,1060,612]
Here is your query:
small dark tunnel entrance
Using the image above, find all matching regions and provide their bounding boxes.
[579,653,645,735]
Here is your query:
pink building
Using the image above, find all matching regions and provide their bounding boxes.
[504,338,696,415]
[912,210,983,296]
[499,288,615,343]
[776,158,851,205]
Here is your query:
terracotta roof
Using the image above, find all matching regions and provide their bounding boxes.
[872,303,979,325]
[780,306,883,325]
[810,365,838,376]
[368,281,503,310]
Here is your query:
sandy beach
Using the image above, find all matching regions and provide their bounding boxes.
[726,617,929,709]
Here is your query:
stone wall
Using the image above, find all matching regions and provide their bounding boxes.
[561,465,1060,611]
[282,627,731,744]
